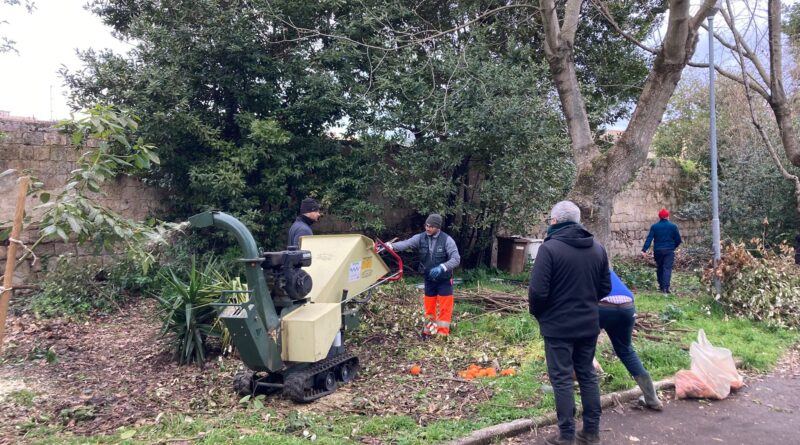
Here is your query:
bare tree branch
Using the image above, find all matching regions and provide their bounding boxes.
[688,60,770,99]
[589,0,658,55]
[561,0,583,46]
[726,0,800,213]
[538,0,597,173]
[539,0,561,58]
[253,1,536,52]
[715,8,771,87]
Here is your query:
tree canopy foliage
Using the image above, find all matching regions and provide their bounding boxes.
[66,0,385,249]
[65,0,656,263]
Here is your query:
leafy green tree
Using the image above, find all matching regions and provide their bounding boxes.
[342,25,577,265]
[65,0,383,249]
[317,0,655,264]
[65,1,656,264]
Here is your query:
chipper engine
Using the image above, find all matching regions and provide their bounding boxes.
[188,211,400,402]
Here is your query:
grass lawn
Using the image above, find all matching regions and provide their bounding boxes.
[14,270,799,445]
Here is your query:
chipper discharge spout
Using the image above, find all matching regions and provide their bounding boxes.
[188,211,394,402]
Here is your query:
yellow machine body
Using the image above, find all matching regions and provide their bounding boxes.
[280,303,340,362]
[279,234,390,363]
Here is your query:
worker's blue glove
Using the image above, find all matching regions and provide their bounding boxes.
[428,265,445,280]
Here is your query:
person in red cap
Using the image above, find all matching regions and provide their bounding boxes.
[641,208,682,293]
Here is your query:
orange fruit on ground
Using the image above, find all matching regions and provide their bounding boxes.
[409,365,422,375]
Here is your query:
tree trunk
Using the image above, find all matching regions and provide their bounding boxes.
[766,0,800,166]
[539,0,718,250]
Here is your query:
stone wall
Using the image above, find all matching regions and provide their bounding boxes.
[0,117,163,285]
[319,157,706,262]
[1,116,705,284]
[608,158,705,256]
[496,158,705,261]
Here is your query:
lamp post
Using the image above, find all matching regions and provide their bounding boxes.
[708,1,722,296]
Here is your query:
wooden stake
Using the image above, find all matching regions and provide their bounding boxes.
[0,176,30,352]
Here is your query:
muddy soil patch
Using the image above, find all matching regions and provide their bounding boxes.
[0,292,500,442]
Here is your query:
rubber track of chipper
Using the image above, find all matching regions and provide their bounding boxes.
[283,353,359,403]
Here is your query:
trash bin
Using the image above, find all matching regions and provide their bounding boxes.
[525,238,544,262]
[497,237,531,274]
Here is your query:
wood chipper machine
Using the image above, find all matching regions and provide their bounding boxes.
[188,211,401,402]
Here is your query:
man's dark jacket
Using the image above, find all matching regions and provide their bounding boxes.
[287,215,314,248]
[642,219,682,252]
[528,224,611,339]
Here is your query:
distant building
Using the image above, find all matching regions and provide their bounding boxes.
[0,110,45,123]
[601,129,624,142]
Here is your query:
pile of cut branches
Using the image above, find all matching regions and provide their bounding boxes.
[634,312,690,343]
[456,288,527,316]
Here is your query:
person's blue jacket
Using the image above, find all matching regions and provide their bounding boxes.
[642,219,682,252]
[608,270,634,300]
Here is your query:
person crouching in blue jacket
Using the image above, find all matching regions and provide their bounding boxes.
[600,270,663,410]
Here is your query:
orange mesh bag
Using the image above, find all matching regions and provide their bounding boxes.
[675,369,720,399]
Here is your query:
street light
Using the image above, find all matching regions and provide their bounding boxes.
[708,0,722,296]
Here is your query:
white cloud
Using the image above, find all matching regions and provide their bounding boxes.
[0,0,131,120]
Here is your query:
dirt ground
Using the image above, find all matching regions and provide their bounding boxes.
[0,295,492,443]
[504,344,800,445]
[6,292,799,445]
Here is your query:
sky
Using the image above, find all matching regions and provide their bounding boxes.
[0,1,784,123]
[0,0,131,120]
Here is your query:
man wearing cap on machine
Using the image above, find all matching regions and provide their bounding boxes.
[288,197,322,249]
[385,214,461,337]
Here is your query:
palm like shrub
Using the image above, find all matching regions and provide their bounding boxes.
[154,256,227,365]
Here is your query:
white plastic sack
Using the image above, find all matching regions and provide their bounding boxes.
[688,329,744,399]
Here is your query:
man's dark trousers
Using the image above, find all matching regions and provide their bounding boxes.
[654,249,675,292]
[544,335,602,439]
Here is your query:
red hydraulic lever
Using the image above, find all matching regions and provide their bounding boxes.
[375,238,403,281]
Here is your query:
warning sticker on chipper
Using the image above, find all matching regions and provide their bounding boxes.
[349,261,361,281]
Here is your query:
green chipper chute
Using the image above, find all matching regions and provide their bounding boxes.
[188,211,401,402]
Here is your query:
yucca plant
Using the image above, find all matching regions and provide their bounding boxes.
[154,256,227,366]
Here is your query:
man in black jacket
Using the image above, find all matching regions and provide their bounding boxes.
[529,201,611,445]
[287,197,321,248]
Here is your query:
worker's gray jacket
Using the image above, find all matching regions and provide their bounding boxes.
[391,231,461,273]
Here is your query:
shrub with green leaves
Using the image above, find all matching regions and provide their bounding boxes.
[611,256,657,292]
[28,256,124,319]
[708,241,800,328]
[154,256,230,366]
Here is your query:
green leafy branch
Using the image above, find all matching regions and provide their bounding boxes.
[1,105,171,275]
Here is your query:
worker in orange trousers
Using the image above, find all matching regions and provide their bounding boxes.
[386,213,461,336]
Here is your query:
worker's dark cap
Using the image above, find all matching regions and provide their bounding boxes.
[300,198,320,214]
[425,214,442,228]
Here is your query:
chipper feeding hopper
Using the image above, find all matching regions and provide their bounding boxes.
[188,211,399,402]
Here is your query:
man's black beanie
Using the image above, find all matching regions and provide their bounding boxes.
[300,198,320,214]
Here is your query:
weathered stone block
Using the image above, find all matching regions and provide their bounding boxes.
[33,147,50,161]
[53,243,77,256]
[19,146,37,160]
[21,132,45,145]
